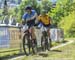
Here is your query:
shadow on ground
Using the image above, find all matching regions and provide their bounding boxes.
[38,52,49,57]
[51,50,62,52]
[0,53,25,60]
[38,50,62,57]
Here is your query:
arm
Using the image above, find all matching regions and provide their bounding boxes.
[49,17,52,24]
[22,19,26,25]
[31,13,37,20]
[30,13,37,20]
[22,14,26,25]
[30,10,37,20]
[37,15,42,24]
[30,11,39,25]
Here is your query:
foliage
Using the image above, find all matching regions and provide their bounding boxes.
[57,0,75,37]
[17,0,41,22]
[2,0,8,15]
[41,0,52,12]
[58,12,75,37]
[15,0,75,37]
[1,0,75,37]
[48,0,74,23]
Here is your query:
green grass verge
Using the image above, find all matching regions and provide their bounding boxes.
[0,39,70,59]
[0,48,21,58]
[15,39,75,60]
[0,41,64,58]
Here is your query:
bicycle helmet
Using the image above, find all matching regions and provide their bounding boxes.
[41,10,47,14]
[25,5,32,10]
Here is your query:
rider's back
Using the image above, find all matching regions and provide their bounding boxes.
[38,14,51,25]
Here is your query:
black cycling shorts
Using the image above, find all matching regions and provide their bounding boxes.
[27,20,35,28]
[42,23,51,28]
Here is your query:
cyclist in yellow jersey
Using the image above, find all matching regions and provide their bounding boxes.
[38,14,50,25]
[38,10,52,40]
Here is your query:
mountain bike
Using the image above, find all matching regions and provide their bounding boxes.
[23,27,37,56]
[41,27,52,51]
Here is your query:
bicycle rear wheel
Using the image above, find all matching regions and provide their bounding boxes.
[46,38,50,51]
[23,34,31,56]
[48,38,52,49]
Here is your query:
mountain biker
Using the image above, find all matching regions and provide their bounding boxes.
[38,10,52,47]
[4,15,9,25]
[22,5,37,44]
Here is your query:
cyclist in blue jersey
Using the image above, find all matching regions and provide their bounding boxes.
[22,5,37,44]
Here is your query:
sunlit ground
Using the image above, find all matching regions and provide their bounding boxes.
[16,39,75,60]
[0,39,75,60]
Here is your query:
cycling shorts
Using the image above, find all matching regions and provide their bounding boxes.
[38,23,51,32]
[27,20,35,28]
[22,20,35,32]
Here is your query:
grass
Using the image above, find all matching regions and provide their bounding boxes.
[0,40,65,58]
[15,39,75,60]
[0,48,21,58]
[0,38,72,60]
[0,42,58,57]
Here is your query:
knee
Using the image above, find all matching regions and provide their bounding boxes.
[31,28,35,33]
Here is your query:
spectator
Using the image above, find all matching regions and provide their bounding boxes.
[10,15,17,25]
[4,15,9,25]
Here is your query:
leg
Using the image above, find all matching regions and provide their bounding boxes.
[31,27,37,54]
[31,27,36,40]
[28,39,31,54]
[47,29,50,39]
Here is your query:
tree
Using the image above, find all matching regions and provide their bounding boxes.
[55,0,75,37]
[48,0,75,24]
[17,0,41,22]
[41,0,52,13]
[3,0,8,15]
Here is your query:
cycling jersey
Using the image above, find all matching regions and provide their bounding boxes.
[38,15,51,25]
[22,10,37,28]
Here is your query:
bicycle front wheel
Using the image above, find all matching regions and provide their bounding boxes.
[23,34,31,56]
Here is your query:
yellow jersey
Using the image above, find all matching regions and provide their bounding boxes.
[38,15,51,25]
